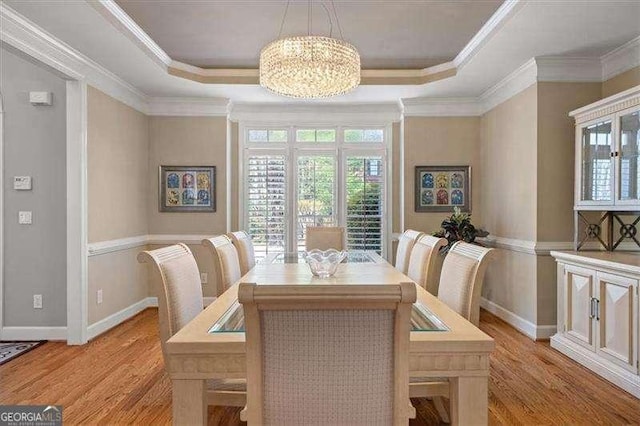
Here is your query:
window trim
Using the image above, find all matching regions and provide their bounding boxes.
[239,123,393,259]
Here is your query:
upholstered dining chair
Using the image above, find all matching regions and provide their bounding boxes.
[228,230,256,275]
[238,282,417,425]
[394,229,424,274]
[406,235,447,291]
[410,241,496,423]
[137,244,245,408]
[305,226,345,251]
[202,235,242,296]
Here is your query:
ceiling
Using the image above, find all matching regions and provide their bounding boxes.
[3,0,640,104]
[114,0,503,69]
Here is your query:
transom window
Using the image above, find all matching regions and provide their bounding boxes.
[242,126,389,260]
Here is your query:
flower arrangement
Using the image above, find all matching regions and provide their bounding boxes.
[433,207,489,254]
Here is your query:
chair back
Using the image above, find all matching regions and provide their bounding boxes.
[202,235,242,296]
[437,241,495,326]
[305,226,345,251]
[228,230,256,275]
[137,244,203,362]
[239,282,416,425]
[406,235,447,290]
[395,229,423,274]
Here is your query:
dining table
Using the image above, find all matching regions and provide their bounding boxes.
[166,250,495,425]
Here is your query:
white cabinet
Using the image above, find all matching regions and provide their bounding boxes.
[552,251,640,397]
[571,86,640,210]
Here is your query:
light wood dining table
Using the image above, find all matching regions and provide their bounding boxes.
[166,251,494,425]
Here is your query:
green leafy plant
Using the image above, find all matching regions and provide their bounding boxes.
[433,207,489,254]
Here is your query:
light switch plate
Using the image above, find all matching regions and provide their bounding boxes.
[200,273,208,284]
[33,294,43,309]
[97,289,103,304]
[13,176,32,190]
[18,211,32,225]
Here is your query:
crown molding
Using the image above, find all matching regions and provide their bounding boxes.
[229,102,403,124]
[454,0,525,69]
[147,97,231,117]
[0,2,150,114]
[601,36,640,81]
[88,0,171,68]
[402,97,482,117]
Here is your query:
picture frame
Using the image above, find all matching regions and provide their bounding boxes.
[415,165,471,212]
[159,165,216,212]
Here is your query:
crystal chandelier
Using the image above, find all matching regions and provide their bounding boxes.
[259,1,360,99]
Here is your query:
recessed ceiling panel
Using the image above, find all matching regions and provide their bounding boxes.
[114,0,503,69]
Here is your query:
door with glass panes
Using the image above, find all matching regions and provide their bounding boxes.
[244,127,387,260]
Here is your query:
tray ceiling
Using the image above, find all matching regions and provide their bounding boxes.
[114,0,503,69]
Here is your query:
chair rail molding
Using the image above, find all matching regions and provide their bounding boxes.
[87,234,220,256]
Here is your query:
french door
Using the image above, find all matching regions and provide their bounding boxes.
[243,127,388,260]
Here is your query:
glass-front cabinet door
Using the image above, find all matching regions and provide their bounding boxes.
[617,109,640,205]
[580,120,613,204]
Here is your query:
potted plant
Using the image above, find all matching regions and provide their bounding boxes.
[433,207,489,254]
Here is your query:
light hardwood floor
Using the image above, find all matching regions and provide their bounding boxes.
[1,309,639,425]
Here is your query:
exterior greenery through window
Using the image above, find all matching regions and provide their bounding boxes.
[244,127,387,259]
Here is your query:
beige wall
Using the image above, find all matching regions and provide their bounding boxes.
[87,86,149,243]
[403,117,481,235]
[87,86,150,324]
[88,248,149,323]
[536,82,602,242]
[480,84,538,241]
[148,116,228,234]
[602,65,640,98]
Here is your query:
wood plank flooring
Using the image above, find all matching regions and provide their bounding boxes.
[1,308,638,425]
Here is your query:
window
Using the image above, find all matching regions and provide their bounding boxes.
[243,127,389,260]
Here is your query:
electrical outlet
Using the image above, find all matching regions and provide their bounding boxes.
[97,289,103,304]
[200,273,208,285]
[33,294,43,309]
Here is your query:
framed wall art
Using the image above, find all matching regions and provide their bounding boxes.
[159,165,216,212]
[415,165,471,212]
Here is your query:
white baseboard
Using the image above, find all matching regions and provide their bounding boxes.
[1,326,67,341]
[551,334,640,398]
[481,297,556,340]
[87,297,157,340]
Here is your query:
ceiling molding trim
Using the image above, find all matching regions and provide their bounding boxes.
[229,103,403,124]
[88,0,172,68]
[479,57,537,113]
[454,0,526,69]
[0,3,149,114]
[601,36,640,81]
[536,57,603,82]
[401,98,482,117]
[147,97,231,117]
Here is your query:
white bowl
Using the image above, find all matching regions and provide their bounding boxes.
[304,249,347,278]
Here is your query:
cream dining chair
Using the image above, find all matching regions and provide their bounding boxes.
[305,226,345,251]
[410,241,496,423]
[238,282,417,425]
[394,229,423,274]
[202,235,242,296]
[137,244,246,408]
[406,235,447,291]
[228,230,256,275]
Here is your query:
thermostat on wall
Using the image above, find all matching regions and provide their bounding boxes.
[29,91,53,106]
[13,176,32,190]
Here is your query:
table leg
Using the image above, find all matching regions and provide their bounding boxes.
[449,376,488,426]
[172,379,207,426]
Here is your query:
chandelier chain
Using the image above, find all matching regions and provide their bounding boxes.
[277,0,291,39]
[330,0,344,40]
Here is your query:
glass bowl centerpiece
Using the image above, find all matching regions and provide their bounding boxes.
[304,249,347,278]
